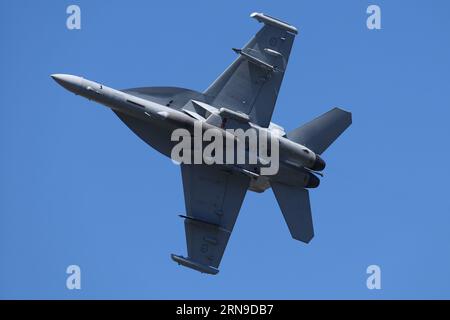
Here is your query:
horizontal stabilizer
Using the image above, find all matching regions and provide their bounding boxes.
[287,107,352,154]
[271,182,314,243]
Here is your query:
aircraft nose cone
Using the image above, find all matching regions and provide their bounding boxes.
[51,74,82,94]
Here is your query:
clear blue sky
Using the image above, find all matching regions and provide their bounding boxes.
[1,0,450,299]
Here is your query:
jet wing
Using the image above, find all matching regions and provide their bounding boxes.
[204,13,298,128]
[171,164,250,275]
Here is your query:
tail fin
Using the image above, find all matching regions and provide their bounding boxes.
[288,107,352,154]
[271,182,314,243]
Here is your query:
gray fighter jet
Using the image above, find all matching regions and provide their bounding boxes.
[52,13,351,275]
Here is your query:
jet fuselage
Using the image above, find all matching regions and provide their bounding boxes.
[52,74,324,190]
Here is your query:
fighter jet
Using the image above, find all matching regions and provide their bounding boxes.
[52,12,351,275]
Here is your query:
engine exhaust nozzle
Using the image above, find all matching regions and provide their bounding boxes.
[310,154,326,171]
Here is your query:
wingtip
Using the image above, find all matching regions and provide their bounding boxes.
[249,12,298,34]
[171,254,219,275]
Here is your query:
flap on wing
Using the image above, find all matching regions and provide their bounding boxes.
[173,164,250,274]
